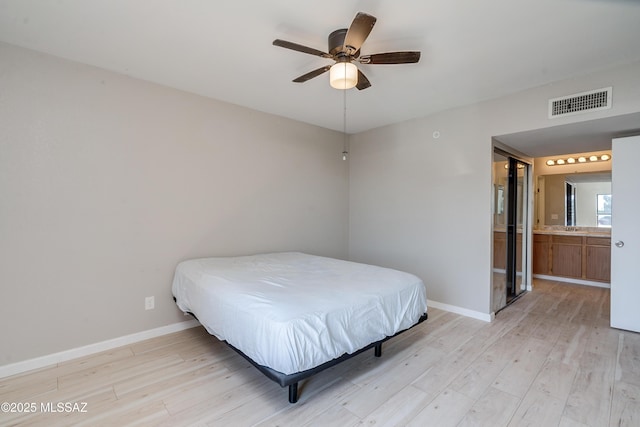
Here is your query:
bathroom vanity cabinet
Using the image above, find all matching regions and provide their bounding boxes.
[532,232,611,283]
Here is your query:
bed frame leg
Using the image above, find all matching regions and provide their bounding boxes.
[375,342,382,357]
[288,383,298,403]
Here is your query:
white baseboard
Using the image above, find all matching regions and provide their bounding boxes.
[0,319,200,379]
[428,300,494,322]
[533,274,610,289]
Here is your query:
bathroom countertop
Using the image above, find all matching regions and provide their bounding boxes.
[533,228,611,237]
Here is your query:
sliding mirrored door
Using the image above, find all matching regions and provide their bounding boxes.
[493,149,530,312]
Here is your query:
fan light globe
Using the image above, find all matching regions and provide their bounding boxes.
[330,62,358,89]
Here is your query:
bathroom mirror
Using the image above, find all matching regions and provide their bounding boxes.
[535,171,611,227]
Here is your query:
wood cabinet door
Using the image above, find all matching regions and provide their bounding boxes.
[586,245,611,282]
[533,240,549,274]
[552,244,582,278]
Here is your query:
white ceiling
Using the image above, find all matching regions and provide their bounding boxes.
[2,0,640,151]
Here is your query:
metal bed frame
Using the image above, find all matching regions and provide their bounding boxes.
[225,312,428,403]
[180,303,428,403]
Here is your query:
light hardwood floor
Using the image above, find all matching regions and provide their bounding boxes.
[2,279,639,426]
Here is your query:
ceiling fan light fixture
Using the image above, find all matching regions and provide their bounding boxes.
[330,62,358,89]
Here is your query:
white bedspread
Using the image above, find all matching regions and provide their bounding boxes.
[172,252,427,375]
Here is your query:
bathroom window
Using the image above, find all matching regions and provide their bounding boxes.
[597,194,612,227]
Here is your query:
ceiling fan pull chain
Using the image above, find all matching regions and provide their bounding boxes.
[342,88,349,160]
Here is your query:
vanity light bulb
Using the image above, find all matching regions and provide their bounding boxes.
[578,157,587,163]
[590,155,598,161]
[567,157,576,164]
[556,159,565,165]
[601,154,610,161]
[546,160,555,166]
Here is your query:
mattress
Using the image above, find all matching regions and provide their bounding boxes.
[172,252,427,375]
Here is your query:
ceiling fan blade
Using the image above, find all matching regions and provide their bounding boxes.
[292,65,332,83]
[273,39,332,58]
[343,12,377,56]
[359,51,421,65]
[356,69,371,90]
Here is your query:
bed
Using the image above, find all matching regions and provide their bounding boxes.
[171,252,427,403]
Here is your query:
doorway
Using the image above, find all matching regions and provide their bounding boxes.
[493,148,530,312]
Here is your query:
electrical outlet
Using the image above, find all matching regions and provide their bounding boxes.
[145,296,155,310]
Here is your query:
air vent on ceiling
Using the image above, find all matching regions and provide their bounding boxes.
[548,87,612,119]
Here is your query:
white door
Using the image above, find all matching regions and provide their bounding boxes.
[611,135,640,332]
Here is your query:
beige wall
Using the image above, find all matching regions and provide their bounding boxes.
[348,61,640,316]
[0,43,349,366]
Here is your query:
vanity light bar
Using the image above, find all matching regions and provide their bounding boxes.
[546,154,610,166]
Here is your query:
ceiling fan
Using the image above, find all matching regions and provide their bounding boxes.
[273,12,421,90]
